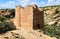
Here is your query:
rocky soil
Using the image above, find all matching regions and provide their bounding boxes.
[0,29,56,39]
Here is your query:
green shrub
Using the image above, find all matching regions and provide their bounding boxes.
[0,16,7,21]
[0,22,16,33]
[44,24,60,39]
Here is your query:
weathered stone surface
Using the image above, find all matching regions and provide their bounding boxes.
[0,30,57,39]
[43,7,60,25]
[32,4,38,8]
[14,4,44,30]
[14,6,22,29]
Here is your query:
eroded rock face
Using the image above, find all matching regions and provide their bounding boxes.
[43,7,60,26]
[14,4,44,30]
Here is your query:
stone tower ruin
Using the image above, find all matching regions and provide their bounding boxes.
[14,4,44,30]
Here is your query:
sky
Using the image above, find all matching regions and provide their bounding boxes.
[0,0,60,8]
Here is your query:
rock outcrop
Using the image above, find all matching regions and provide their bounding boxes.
[0,30,56,39]
[39,7,60,26]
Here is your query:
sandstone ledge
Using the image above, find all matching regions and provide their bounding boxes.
[0,29,57,39]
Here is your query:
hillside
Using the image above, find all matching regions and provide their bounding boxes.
[39,5,60,39]
[0,5,60,39]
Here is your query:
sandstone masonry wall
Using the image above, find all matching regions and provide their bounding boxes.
[14,4,44,30]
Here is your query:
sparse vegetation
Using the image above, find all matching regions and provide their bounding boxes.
[44,24,60,39]
[0,22,16,33]
[39,5,60,8]
[0,9,16,34]
[0,16,7,21]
